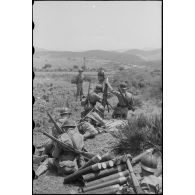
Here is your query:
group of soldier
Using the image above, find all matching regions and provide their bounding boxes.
[34,68,162,194]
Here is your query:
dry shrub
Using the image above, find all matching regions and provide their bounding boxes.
[113,113,162,156]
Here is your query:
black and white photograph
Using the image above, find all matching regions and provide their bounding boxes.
[33,1,162,194]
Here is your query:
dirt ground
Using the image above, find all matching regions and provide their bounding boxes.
[33,71,161,194]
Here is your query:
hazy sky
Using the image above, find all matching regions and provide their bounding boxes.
[33,1,162,51]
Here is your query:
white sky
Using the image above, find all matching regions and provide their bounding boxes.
[33,1,162,51]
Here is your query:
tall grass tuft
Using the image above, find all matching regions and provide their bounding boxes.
[113,113,162,156]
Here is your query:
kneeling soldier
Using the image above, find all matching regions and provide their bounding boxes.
[35,132,79,178]
[38,107,72,157]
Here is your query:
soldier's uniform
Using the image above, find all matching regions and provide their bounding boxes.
[81,85,103,118]
[75,69,84,101]
[97,69,106,90]
[139,153,162,194]
[35,120,85,178]
[41,107,72,157]
[78,105,105,140]
[35,132,78,177]
[107,81,134,119]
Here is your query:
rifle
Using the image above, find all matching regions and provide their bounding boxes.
[102,83,113,112]
[40,130,95,160]
[47,112,63,135]
[118,88,135,111]
[86,81,91,108]
[125,154,144,194]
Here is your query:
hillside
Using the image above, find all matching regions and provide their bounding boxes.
[33,48,162,70]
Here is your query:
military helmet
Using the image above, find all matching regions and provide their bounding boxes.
[119,82,128,90]
[94,84,103,92]
[140,153,158,173]
[59,107,71,115]
[78,68,83,72]
[98,69,105,78]
[61,119,77,128]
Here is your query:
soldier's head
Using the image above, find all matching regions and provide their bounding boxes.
[59,107,71,117]
[61,119,77,132]
[78,68,83,74]
[119,82,128,93]
[94,84,103,93]
[140,153,158,176]
[98,69,105,83]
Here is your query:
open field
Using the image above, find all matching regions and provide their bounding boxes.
[33,62,162,193]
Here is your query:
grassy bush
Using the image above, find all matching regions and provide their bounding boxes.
[113,113,162,156]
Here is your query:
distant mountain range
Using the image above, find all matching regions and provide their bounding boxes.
[34,47,162,69]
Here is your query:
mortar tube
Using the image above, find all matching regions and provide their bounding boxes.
[82,176,127,192]
[82,164,126,182]
[85,170,129,188]
[78,154,102,171]
[81,184,121,194]
[63,163,102,184]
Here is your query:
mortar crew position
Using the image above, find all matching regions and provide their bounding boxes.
[35,119,85,179]
[78,104,106,140]
[38,107,72,157]
[81,84,103,118]
[139,153,162,194]
[105,78,134,119]
[75,68,85,101]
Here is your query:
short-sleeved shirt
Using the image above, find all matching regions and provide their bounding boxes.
[75,74,84,84]
[111,90,133,107]
[140,175,162,194]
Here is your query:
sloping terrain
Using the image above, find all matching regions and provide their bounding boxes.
[33,48,161,70]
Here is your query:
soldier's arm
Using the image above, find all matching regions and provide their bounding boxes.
[105,78,120,97]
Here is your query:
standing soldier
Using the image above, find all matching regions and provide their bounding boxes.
[97,68,106,91]
[139,153,162,194]
[105,78,134,119]
[75,68,84,101]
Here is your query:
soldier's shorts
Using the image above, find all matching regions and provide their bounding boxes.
[76,84,83,97]
[78,121,98,138]
[55,157,78,175]
[112,106,128,119]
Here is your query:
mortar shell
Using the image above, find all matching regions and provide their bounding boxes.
[85,170,129,188]
[82,176,127,192]
[82,164,126,182]
[63,163,102,184]
[78,154,102,171]
[81,184,120,194]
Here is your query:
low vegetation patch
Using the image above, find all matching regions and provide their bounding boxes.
[113,112,162,156]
